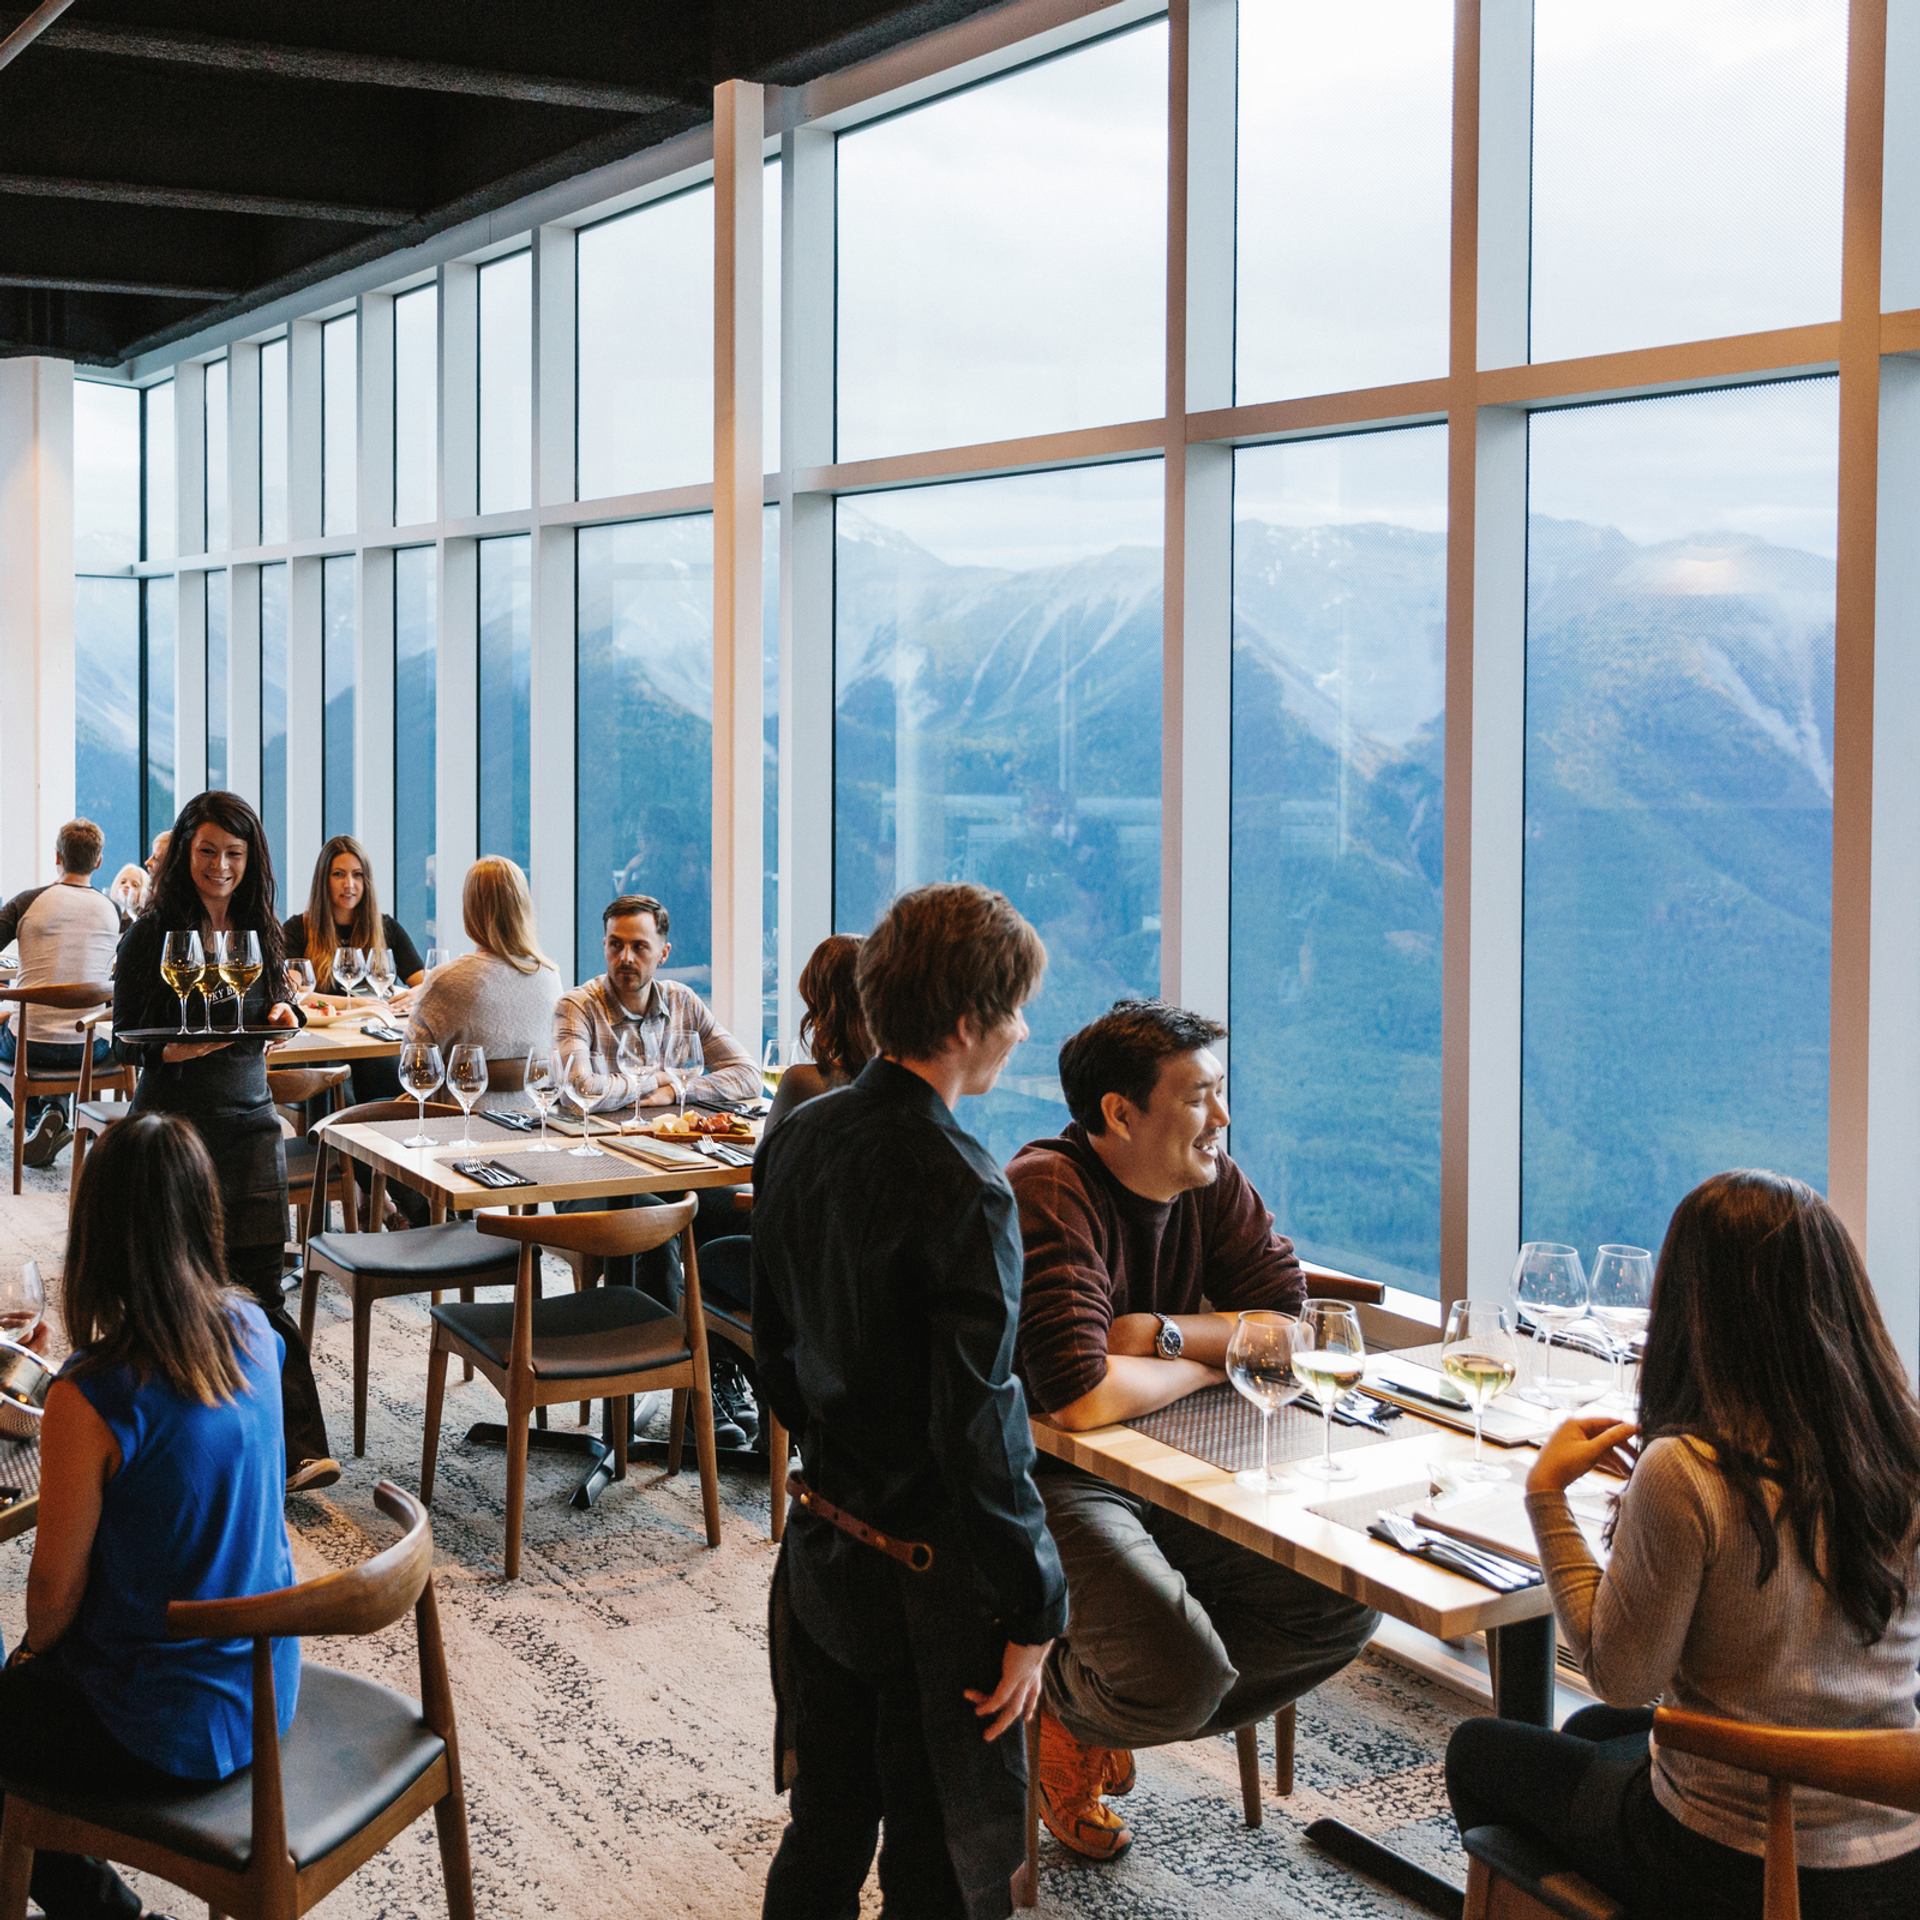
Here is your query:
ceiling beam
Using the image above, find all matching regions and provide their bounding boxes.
[0,0,74,73]
[14,17,687,113]
[0,173,411,225]
[0,273,236,301]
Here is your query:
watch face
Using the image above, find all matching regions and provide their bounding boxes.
[1158,1318,1182,1359]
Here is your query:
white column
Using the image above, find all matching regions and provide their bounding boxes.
[1443,0,1532,1308]
[777,125,837,1048]
[228,341,261,553]
[530,223,579,982]
[713,79,766,1038]
[0,357,75,896]
[1161,0,1236,1023]
[287,322,323,544]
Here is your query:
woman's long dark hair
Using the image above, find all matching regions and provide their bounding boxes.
[797,935,872,1080]
[143,790,287,995]
[1639,1170,1920,1642]
[300,834,382,975]
[65,1113,247,1405]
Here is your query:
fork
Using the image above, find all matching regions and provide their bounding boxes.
[1373,1510,1538,1591]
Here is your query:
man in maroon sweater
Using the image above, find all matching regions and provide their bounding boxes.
[1009,1000,1378,1862]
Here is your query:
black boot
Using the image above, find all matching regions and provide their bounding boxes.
[711,1349,760,1446]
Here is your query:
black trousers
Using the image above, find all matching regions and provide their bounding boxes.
[762,1608,968,1920]
[1447,1705,1920,1920]
[231,1241,331,1468]
[0,1654,158,1919]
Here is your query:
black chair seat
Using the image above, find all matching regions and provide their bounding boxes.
[308,1220,518,1284]
[73,1100,126,1136]
[431,1283,691,1380]
[284,1136,322,1186]
[1462,1826,1628,1920]
[0,1666,443,1875]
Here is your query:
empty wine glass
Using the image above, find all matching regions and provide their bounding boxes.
[286,957,316,1001]
[664,1034,702,1119]
[1512,1242,1589,1406]
[334,944,368,999]
[523,1048,560,1152]
[364,946,397,1001]
[560,1050,602,1157]
[446,1043,489,1150]
[161,929,204,1034]
[0,1260,45,1344]
[397,1041,444,1149]
[1292,1300,1366,1481]
[1226,1309,1300,1494]
[616,1026,648,1132]
[424,947,449,976]
[1589,1244,1654,1405]
[1441,1300,1520,1483]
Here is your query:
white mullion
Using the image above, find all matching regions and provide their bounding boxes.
[439,263,479,526]
[530,222,579,982]
[173,359,208,791]
[1162,0,1235,1024]
[714,80,766,1040]
[1443,0,1531,1311]
[228,341,261,553]
[778,124,837,1048]
[286,323,322,545]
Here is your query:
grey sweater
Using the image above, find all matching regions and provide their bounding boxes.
[1529,1436,1920,1868]
[404,952,561,1110]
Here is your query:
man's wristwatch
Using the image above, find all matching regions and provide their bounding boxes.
[1152,1313,1184,1360]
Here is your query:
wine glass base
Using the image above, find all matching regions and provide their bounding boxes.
[1459,1459,1511,1483]
[1518,1387,1561,1407]
[1297,1457,1355,1481]
[1233,1466,1287,1493]
[566,1143,600,1157]
[402,1133,436,1150]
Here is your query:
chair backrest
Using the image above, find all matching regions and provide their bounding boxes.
[267,1063,352,1114]
[478,1194,697,1259]
[321,1096,465,1131]
[0,982,115,1013]
[168,1481,434,1642]
[484,1053,528,1094]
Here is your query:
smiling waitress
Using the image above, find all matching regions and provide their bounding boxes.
[112,790,339,1495]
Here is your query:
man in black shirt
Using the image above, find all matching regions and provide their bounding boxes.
[754,884,1068,1920]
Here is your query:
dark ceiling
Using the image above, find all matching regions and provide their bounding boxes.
[0,0,1002,364]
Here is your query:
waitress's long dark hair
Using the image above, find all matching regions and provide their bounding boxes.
[1639,1170,1920,1642]
[143,790,287,995]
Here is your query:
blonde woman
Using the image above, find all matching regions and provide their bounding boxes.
[404,857,560,1108]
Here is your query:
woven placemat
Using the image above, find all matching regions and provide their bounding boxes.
[483,1147,631,1181]
[358,1115,492,1145]
[1126,1383,1394,1474]
[0,1430,41,1516]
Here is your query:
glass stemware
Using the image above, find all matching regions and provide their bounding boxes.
[762,1035,784,1098]
[446,1043,489,1151]
[1589,1244,1654,1404]
[523,1048,559,1151]
[1292,1300,1366,1481]
[424,947,449,976]
[161,929,204,1034]
[397,1041,444,1149]
[1441,1299,1521,1482]
[286,957,317,1002]
[664,1034,702,1119]
[1226,1309,1300,1494]
[616,1026,647,1132]
[365,946,397,1001]
[0,1259,46,1344]
[220,929,263,1026]
[334,944,368,999]
[201,930,231,1031]
[560,1052,602,1156]
[1512,1242,1590,1406]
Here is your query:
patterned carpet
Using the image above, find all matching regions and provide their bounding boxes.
[0,1169,1473,1919]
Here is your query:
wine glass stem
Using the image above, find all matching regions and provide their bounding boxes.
[1260,1406,1273,1491]
[177,993,188,1033]
[417,1093,427,1138]
[538,1110,548,1150]
[462,1107,472,1149]
[1322,1402,1334,1472]
[1473,1406,1485,1467]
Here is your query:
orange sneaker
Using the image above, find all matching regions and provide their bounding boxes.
[1036,1711,1133,1861]
[1104,1746,1137,1797]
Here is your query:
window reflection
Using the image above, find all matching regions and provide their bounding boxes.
[322,556,356,839]
[393,549,437,942]
[478,535,531,871]
[260,563,289,882]
[479,254,532,515]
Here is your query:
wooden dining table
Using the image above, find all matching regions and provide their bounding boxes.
[320,1111,752,1505]
[0,1432,40,1545]
[1030,1381,1572,1918]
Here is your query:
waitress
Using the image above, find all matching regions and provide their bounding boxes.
[113,790,338,1495]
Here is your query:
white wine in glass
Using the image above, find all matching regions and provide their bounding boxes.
[762,1036,784,1097]
[218,929,263,1021]
[161,930,204,1034]
[1226,1309,1299,1494]
[1293,1300,1366,1481]
[1441,1299,1520,1483]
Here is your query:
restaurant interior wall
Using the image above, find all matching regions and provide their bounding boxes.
[29,0,1920,1364]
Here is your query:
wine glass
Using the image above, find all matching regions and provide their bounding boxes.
[1441,1300,1521,1483]
[523,1048,560,1151]
[1589,1244,1654,1405]
[286,957,316,1002]
[220,929,263,1026]
[664,1034,703,1119]
[364,946,397,1001]
[161,929,204,1034]
[397,1041,444,1149]
[424,947,449,976]
[0,1260,45,1344]
[762,1035,784,1098]
[201,930,232,1031]
[1511,1242,1589,1406]
[1226,1310,1300,1494]
[1292,1300,1366,1481]
[559,1050,602,1156]
[334,945,368,999]
[446,1043,489,1150]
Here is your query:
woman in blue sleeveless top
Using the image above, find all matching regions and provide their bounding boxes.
[0,1113,299,1920]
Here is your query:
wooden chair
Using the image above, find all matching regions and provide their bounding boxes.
[299,1099,520,1458]
[67,1007,138,1218]
[422,1198,723,1579]
[1300,1262,1387,1306]
[0,982,128,1194]
[1461,1710,1920,1920]
[267,1064,354,1264]
[0,1482,474,1920]
[1016,1708,1296,1907]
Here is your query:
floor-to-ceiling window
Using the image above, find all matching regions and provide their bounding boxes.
[322,554,357,840]
[322,314,357,538]
[393,547,437,943]
[478,534,531,872]
[393,285,438,527]
[259,562,290,884]
[478,254,532,516]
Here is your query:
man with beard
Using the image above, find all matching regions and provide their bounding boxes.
[1008,999,1379,1864]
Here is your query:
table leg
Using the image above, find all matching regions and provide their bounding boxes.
[1305,1614,1558,1919]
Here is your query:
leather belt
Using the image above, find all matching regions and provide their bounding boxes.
[787,1472,934,1573]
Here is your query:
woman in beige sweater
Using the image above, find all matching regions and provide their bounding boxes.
[1447,1170,1920,1918]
